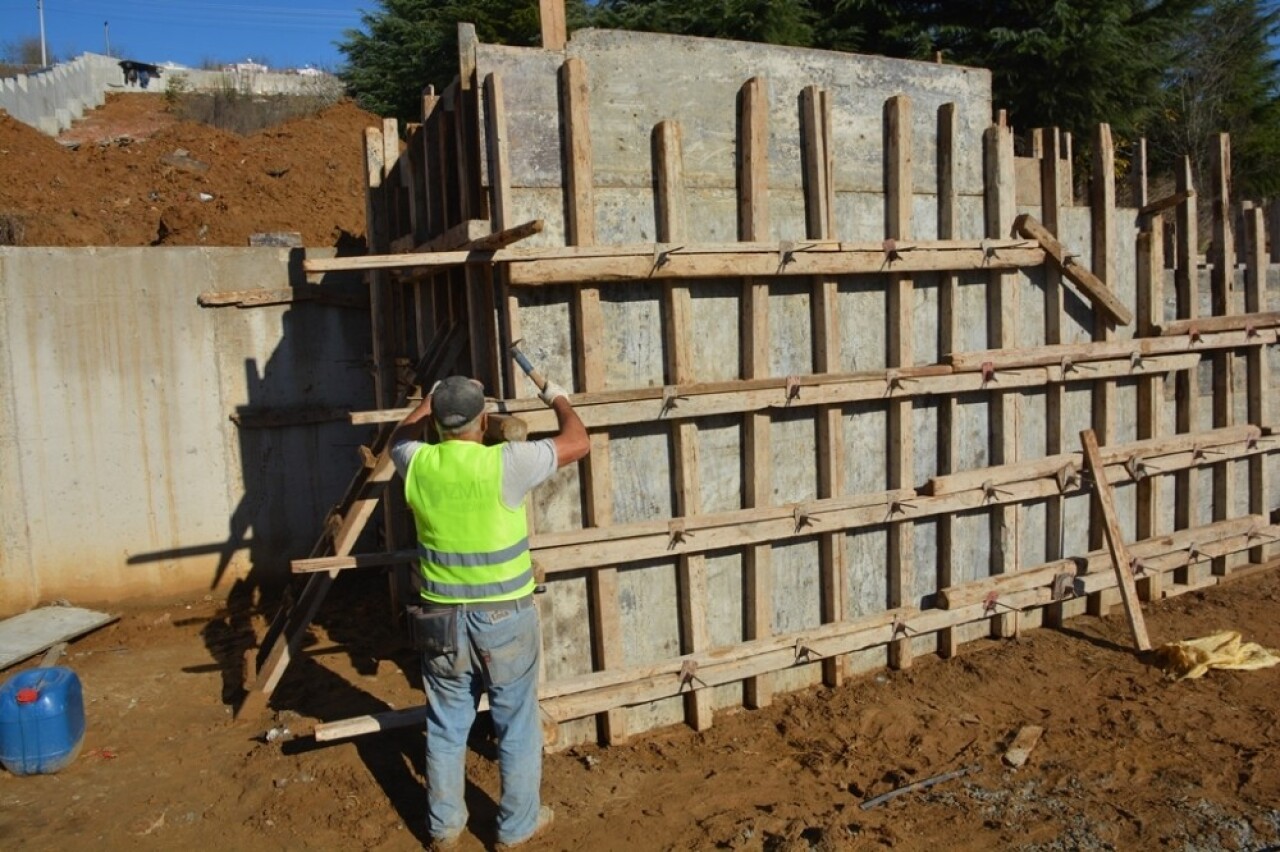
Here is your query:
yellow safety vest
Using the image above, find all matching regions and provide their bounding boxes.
[403,441,534,604]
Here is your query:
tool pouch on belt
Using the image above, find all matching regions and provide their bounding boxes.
[406,604,457,658]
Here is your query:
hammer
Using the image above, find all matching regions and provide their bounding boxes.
[510,338,548,393]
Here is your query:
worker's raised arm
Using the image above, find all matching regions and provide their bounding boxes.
[539,380,589,467]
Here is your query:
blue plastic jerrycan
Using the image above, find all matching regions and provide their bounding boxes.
[0,666,86,775]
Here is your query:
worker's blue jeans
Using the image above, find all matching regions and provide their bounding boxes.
[421,597,542,845]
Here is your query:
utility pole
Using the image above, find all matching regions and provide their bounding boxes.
[104,21,111,57]
[37,0,48,67]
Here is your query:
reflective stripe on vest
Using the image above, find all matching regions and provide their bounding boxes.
[403,440,534,604]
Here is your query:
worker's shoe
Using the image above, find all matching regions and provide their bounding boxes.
[424,831,461,851]
[495,805,554,849]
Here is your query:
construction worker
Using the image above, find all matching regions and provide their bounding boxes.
[390,374,588,849]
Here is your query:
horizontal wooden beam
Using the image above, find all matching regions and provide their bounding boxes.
[350,351,1201,432]
[303,238,1045,282]
[197,289,366,310]
[230,405,352,429]
[1014,213,1132,325]
[1156,310,1280,338]
[1139,189,1194,217]
[937,515,1266,608]
[947,328,1276,371]
[922,424,1258,496]
[296,424,1275,576]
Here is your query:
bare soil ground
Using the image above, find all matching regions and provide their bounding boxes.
[2,565,1279,851]
[0,93,372,248]
[4,94,1280,852]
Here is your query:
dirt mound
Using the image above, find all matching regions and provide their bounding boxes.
[0,94,374,248]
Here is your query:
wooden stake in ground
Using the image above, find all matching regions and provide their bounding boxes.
[1079,428,1152,651]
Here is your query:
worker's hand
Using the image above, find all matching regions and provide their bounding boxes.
[538,379,569,407]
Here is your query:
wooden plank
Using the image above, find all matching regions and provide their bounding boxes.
[1140,189,1194,218]
[197,288,365,310]
[886,95,915,668]
[559,55,626,744]
[357,351,1206,433]
[1080,428,1153,651]
[1089,123,1118,579]
[1209,133,1236,576]
[740,75,773,709]
[986,123,1020,639]
[935,102,960,656]
[1014,213,1133,326]
[1041,127,1068,627]
[526,430,1271,574]
[539,0,567,50]
[947,328,1267,372]
[923,424,1256,498]
[305,239,1045,277]
[1244,206,1274,563]
[1174,156,1200,547]
[364,125,397,410]
[482,72,521,397]
[1157,311,1280,337]
[0,607,118,670]
[802,86,846,685]
[938,516,1265,609]
[1131,137,1148,208]
[655,118,714,730]
[1136,218,1167,602]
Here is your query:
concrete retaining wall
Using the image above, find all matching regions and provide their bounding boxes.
[1,53,345,136]
[0,247,370,614]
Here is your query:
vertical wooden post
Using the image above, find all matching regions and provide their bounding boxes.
[483,73,521,397]
[984,123,1019,638]
[364,125,396,410]
[1086,124,1116,616]
[559,58,626,744]
[455,25,485,222]
[885,95,915,666]
[1244,206,1273,563]
[1130,137,1148,209]
[1041,127,1068,628]
[1135,217,1166,601]
[935,102,960,657]
[739,76,773,709]
[1173,156,1201,584]
[1209,134,1236,575]
[1268,198,1280,264]
[802,85,846,687]
[539,0,567,50]
[655,119,713,730]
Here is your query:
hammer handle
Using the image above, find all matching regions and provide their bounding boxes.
[511,347,547,391]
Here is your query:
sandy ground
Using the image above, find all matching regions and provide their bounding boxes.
[2,563,1280,851]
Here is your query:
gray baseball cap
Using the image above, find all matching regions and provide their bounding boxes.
[431,376,485,428]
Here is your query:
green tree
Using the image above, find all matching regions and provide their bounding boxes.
[805,0,938,57]
[923,1,1198,143]
[1152,0,1280,197]
[340,0,589,120]
[592,0,814,46]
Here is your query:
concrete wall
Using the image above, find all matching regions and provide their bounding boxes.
[0,53,345,137]
[464,29,1280,743]
[0,247,370,614]
[476,30,1001,738]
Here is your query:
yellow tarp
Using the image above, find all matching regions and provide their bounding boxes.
[1156,630,1280,680]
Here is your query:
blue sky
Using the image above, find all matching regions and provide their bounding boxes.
[1,0,376,70]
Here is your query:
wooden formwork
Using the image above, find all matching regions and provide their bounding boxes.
[248,27,1280,746]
